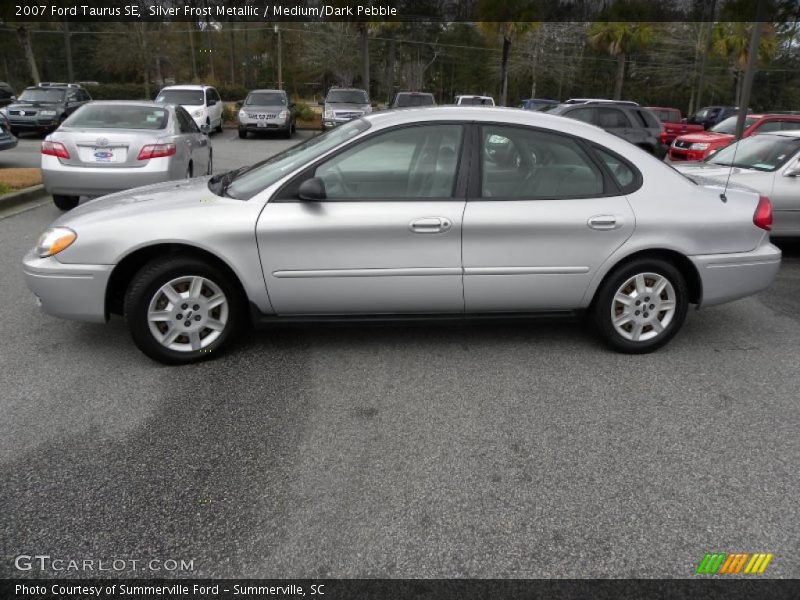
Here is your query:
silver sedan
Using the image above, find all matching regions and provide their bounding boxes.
[23,107,781,364]
[673,130,800,237]
[41,101,212,211]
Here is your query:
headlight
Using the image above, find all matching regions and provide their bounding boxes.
[193,109,204,117]
[39,110,57,116]
[238,110,246,118]
[690,143,710,150]
[278,110,287,119]
[36,227,77,258]
[324,109,334,119]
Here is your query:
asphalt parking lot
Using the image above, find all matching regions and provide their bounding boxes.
[1,133,799,579]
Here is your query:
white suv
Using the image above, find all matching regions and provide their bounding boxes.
[155,85,223,132]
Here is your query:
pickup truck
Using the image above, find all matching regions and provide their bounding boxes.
[658,105,741,145]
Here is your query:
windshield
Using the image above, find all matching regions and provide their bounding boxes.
[711,116,758,135]
[220,119,371,200]
[64,105,169,129]
[692,107,718,120]
[395,94,435,107]
[19,88,65,103]
[326,90,368,104]
[246,92,286,106]
[155,89,204,106]
[708,135,800,172]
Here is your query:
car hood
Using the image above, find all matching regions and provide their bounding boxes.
[8,101,62,110]
[676,131,733,144]
[54,177,220,227]
[326,102,369,112]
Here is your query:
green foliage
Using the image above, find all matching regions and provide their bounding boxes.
[293,102,316,122]
[221,102,238,124]
[84,83,151,100]
[214,84,249,102]
[0,182,12,196]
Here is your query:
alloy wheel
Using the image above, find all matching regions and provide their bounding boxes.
[146,275,228,352]
[610,272,676,342]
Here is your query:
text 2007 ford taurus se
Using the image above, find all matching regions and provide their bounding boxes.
[22,107,781,364]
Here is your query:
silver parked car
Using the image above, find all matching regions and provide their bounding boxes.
[41,101,212,210]
[673,130,800,237]
[23,107,780,364]
[320,87,372,130]
[237,89,295,139]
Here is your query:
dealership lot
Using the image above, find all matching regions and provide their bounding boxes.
[1,134,799,578]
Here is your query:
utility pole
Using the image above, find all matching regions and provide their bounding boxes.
[63,20,74,82]
[274,25,282,89]
[735,0,765,139]
[695,0,718,113]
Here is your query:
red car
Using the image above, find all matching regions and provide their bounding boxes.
[646,106,705,145]
[669,113,800,161]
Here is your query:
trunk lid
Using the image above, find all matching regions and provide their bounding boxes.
[49,129,170,168]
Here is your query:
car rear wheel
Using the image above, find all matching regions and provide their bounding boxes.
[592,258,688,353]
[124,256,242,364]
[53,195,79,211]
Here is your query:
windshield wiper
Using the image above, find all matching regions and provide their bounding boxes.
[209,166,248,198]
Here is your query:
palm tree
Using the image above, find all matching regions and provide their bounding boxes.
[478,21,538,105]
[712,22,778,105]
[588,22,655,100]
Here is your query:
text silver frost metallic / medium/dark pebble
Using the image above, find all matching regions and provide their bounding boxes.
[22,107,781,364]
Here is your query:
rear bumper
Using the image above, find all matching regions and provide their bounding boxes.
[690,243,782,308]
[22,249,112,323]
[42,155,173,197]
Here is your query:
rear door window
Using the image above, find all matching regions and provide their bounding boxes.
[596,108,631,129]
[568,107,596,124]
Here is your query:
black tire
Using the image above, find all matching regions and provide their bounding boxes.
[124,256,243,364]
[238,128,247,139]
[215,120,223,133]
[206,150,213,175]
[284,125,293,139]
[53,195,80,211]
[592,258,689,354]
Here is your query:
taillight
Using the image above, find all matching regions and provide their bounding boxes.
[137,143,176,160]
[41,141,70,159]
[753,195,773,231]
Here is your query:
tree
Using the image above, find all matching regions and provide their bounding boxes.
[15,25,40,84]
[712,22,778,105]
[587,22,655,99]
[478,21,537,105]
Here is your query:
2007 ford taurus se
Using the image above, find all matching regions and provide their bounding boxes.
[23,107,781,364]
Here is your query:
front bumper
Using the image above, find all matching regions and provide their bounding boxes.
[690,242,781,308]
[238,117,290,132]
[669,147,710,161]
[8,117,59,132]
[42,155,173,197]
[22,249,113,323]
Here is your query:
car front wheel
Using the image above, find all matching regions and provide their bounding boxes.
[124,256,241,364]
[53,195,79,210]
[593,258,688,353]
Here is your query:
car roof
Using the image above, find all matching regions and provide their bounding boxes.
[249,89,285,94]
[160,85,213,91]
[84,100,173,108]
[397,91,433,95]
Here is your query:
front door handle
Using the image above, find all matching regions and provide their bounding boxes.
[409,217,452,234]
[588,215,619,230]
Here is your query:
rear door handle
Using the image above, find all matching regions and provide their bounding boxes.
[409,217,452,234]
[588,215,619,230]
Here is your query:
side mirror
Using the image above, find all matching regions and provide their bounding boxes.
[318,100,325,106]
[207,99,217,107]
[298,177,326,201]
[236,100,244,107]
[200,124,210,135]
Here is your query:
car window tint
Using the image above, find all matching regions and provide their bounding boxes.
[315,125,463,199]
[781,121,800,131]
[480,126,604,199]
[568,108,595,124]
[755,120,784,133]
[637,109,660,129]
[594,147,635,189]
[596,108,630,128]
[65,105,169,129]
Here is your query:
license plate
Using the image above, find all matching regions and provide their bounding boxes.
[256,122,267,127]
[92,147,116,162]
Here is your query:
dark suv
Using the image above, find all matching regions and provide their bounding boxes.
[549,102,666,158]
[0,82,16,108]
[6,82,91,135]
